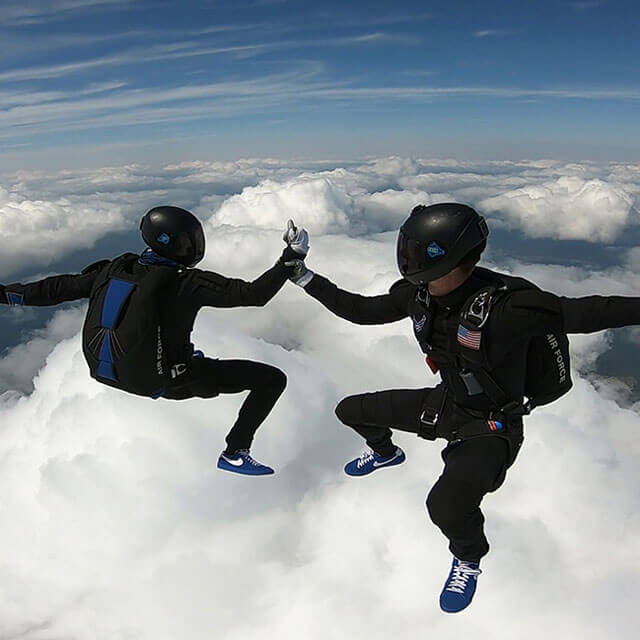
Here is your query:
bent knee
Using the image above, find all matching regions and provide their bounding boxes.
[335,395,361,426]
[270,367,287,392]
[426,484,446,524]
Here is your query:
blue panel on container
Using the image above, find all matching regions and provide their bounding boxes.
[97,333,116,381]
[101,278,135,329]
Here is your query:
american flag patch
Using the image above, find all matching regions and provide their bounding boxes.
[457,325,482,350]
[488,420,504,432]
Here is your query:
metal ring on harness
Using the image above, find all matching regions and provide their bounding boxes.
[418,408,438,440]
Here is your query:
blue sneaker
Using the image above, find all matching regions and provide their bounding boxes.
[344,447,405,477]
[217,449,274,476]
[439,557,482,613]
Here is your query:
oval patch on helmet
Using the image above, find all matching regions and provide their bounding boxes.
[427,241,446,258]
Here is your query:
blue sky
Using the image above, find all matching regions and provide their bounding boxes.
[1,0,639,169]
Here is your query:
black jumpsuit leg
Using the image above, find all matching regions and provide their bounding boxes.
[163,357,287,452]
[335,388,515,563]
[426,436,511,562]
[215,360,287,453]
[334,388,431,458]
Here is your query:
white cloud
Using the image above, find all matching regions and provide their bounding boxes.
[0,186,128,278]
[2,158,640,637]
[1,207,640,637]
[212,176,356,234]
[2,157,640,281]
[480,176,636,242]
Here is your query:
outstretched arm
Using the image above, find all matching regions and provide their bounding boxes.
[494,289,640,337]
[559,295,640,334]
[301,274,413,325]
[189,220,310,309]
[281,220,412,325]
[0,267,101,307]
[189,247,297,309]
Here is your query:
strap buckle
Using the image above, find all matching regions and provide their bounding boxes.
[418,408,438,441]
[490,398,535,422]
[420,407,439,426]
[466,290,492,328]
[170,363,188,379]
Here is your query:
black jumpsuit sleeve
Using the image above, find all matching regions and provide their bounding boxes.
[493,289,640,337]
[559,295,640,333]
[187,250,293,308]
[0,271,98,306]
[303,274,413,325]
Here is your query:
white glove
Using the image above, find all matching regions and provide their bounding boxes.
[283,219,313,287]
[283,219,310,257]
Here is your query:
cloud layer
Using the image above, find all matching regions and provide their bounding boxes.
[2,157,638,280]
[480,176,636,242]
[1,158,640,638]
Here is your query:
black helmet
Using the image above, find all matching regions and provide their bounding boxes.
[396,203,488,285]
[140,206,205,267]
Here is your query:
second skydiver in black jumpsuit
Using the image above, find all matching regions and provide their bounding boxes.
[286,202,640,612]
[0,207,310,476]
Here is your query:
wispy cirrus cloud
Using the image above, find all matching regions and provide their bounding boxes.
[0,65,333,138]
[474,29,514,38]
[0,82,126,110]
[2,74,640,146]
[304,85,640,101]
[342,12,431,27]
[0,42,270,83]
[0,0,135,25]
[0,32,414,84]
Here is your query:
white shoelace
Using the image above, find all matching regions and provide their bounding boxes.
[356,450,375,469]
[445,561,482,594]
[236,449,261,466]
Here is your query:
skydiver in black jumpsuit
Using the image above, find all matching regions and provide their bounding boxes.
[286,203,640,612]
[0,207,310,476]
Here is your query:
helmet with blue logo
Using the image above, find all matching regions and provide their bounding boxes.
[396,203,488,285]
[140,206,205,267]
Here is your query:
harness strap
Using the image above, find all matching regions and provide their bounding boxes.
[449,418,507,441]
[463,365,510,408]
[457,283,536,420]
[418,386,448,440]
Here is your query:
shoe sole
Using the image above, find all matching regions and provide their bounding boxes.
[217,463,275,476]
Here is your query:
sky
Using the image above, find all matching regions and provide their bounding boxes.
[2,0,640,169]
[1,157,640,638]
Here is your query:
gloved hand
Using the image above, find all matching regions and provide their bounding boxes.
[285,258,314,287]
[282,219,310,257]
[282,220,314,287]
